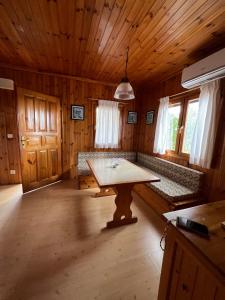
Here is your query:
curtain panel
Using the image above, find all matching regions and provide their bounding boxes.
[189,80,221,168]
[95,100,120,149]
[153,96,169,155]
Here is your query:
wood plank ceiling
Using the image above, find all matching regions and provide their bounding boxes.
[0,0,225,85]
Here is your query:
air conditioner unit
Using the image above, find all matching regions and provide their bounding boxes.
[181,48,225,89]
[0,78,14,90]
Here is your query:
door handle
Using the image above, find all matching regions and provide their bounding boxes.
[21,136,30,142]
[21,136,30,147]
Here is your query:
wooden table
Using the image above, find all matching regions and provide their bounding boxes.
[87,158,160,228]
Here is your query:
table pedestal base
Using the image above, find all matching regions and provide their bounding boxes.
[106,183,138,228]
[94,187,116,198]
[107,216,138,228]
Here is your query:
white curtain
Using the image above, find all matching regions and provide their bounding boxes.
[95,100,120,148]
[153,96,169,154]
[189,80,221,168]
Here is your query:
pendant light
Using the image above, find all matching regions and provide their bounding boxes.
[114,47,135,100]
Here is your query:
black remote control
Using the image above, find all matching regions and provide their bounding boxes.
[176,216,209,238]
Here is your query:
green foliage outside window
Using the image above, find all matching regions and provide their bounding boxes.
[168,105,180,151]
[182,101,199,154]
[167,100,199,154]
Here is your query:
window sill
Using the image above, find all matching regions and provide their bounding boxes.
[164,151,189,160]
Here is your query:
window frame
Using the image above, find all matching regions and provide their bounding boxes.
[165,90,200,159]
[180,98,199,155]
[166,100,183,155]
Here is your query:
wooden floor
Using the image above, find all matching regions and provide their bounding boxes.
[0,180,164,300]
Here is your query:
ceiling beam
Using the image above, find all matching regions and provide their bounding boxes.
[0,63,117,87]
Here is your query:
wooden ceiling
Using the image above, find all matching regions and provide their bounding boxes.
[0,0,225,85]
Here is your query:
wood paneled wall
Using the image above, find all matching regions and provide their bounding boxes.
[0,89,21,184]
[137,74,185,156]
[0,66,137,183]
[137,74,225,202]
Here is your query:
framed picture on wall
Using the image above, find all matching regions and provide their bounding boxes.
[71,105,85,120]
[127,111,137,124]
[146,110,154,125]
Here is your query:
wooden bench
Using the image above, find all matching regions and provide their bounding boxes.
[77,151,205,214]
[133,153,205,214]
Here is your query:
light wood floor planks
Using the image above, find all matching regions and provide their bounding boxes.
[0,181,164,300]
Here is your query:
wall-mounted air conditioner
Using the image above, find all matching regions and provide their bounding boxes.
[181,48,225,89]
[0,78,14,90]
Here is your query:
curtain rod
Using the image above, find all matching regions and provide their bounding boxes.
[88,98,129,104]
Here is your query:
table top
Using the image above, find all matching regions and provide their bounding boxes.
[87,158,160,187]
[164,200,225,278]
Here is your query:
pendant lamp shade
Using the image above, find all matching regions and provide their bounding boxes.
[114,47,135,100]
[114,77,135,100]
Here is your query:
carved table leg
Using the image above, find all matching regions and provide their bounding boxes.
[106,183,138,228]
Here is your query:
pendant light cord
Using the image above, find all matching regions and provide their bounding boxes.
[125,47,129,78]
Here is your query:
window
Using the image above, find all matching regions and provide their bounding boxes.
[182,99,199,154]
[94,100,121,149]
[167,104,181,151]
[166,92,199,156]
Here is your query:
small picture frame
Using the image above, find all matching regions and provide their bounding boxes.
[71,105,85,120]
[127,111,137,124]
[146,110,154,125]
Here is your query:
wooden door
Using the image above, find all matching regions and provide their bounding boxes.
[17,88,62,192]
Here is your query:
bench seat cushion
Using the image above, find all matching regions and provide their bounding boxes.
[137,152,204,192]
[135,164,199,203]
[148,176,198,203]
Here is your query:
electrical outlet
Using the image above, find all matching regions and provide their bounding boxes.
[10,170,16,175]
[7,133,14,139]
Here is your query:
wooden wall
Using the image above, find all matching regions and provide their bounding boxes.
[0,89,21,184]
[137,74,225,202]
[137,74,185,156]
[0,66,137,183]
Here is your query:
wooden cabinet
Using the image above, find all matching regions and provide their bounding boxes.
[158,201,225,300]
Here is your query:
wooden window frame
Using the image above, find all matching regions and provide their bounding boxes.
[165,90,200,160]
[166,101,183,155]
[180,98,199,156]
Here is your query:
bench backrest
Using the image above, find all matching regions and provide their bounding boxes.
[137,152,204,192]
[78,152,136,175]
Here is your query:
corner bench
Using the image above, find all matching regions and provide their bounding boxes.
[77,151,205,214]
[133,153,205,214]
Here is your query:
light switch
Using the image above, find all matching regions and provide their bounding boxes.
[10,170,16,175]
[7,133,14,139]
